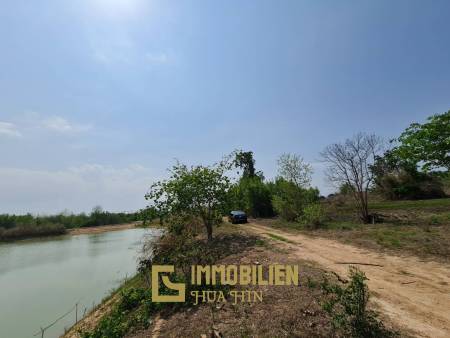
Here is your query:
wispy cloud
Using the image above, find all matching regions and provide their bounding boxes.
[42,116,93,133]
[1,113,93,137]
[0,122,22,138]
[145,52,169,64]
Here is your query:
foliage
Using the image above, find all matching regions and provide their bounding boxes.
[81,287,157,338]
[395,110,450,171]
[321,133,383,223]
[234,150,258,178]
[83,230,259,338]
[299,203,325,229]
[0,223,66,241]
[321,267,394,337]
[145,161,231,241]
[271,178,319,221]
[277,153,313,187]
[339,183,354,195]
[0,207,139,241]
[371,150,446,200]
[271,154,318,222]
[226,150,274,217]
[228,176,274,217]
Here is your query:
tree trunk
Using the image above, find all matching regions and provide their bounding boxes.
[205,222,213,242]
[360,195,370,223]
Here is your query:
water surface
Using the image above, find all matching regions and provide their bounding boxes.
[0,228,160,338]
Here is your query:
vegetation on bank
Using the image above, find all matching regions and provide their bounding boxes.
[0,206,140,241]
[0,223,67,241]
[77,224,395,338]
[79,227,258,338]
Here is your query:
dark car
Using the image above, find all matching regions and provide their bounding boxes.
[228,210,248,224]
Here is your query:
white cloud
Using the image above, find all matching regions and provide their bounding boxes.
[42,116,93,133]
[0,122,22,138]
[0,164,154,214]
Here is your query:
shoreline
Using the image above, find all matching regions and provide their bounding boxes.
[0,222,142,243]
[69,222,140,235]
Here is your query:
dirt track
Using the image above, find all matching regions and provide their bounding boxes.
[247,222,450,338]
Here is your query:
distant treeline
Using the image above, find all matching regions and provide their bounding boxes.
[0,206,140,241]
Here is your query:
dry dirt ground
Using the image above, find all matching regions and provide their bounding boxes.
[130,239,386,338]
[69,222,138,235]
[246,221,450,338]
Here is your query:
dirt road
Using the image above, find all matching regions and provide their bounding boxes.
[247,222,450,338]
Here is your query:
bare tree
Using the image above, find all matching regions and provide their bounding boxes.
[320,133,383,223]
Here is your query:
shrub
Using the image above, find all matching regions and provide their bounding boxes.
[375,171,445,200]
[271,178,319,221]
[321,267,394,337]
[0,223,67,241]
[371,149,446,200]
[81,287,155,338]
[299,203,325,229]
[228,176,274,218]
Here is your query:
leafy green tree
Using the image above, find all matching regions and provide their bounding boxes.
[145,162,230,241]
[234,150,257,178]
[271,178,319,222]
[227,150,273,217]
[271,154,317,222]
[370,149,445,200]
[395,110,450,171]
[228,176,274,217]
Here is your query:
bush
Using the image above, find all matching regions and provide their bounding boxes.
[321,267,394,337]
[0,209,140,241]
[371,150,447,200]
[299,203,325,229]
[271,178,319,221]
[81,287,155,338]
[376,171,446,200]
[228,176,274,218]
[0,223,67,241]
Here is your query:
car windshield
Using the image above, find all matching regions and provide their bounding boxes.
[231,211,246,215]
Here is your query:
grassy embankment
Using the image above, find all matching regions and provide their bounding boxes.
[66,222,399,338]
[265,197,450,261]
[0,211,140,241]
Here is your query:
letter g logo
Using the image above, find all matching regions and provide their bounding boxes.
[151,265,186,302]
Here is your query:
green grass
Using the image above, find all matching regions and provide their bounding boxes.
[323,222,363,231]
[369,198,450,210]
[265,232,294,243]
[371,229,416,248]
[267,197,450,260]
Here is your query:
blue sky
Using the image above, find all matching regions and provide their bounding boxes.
[1,0,449,214]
